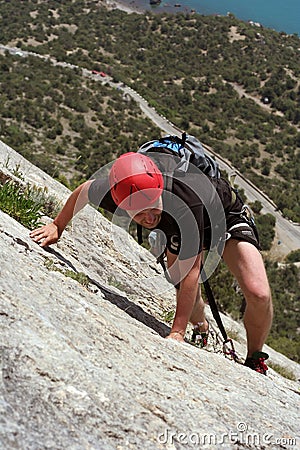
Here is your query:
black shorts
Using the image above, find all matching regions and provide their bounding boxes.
[173,196,260,290]
[225,195,260,250]
[201,192,260,252]
[226,222,260,249]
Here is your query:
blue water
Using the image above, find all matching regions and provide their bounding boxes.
[132,0,300,36]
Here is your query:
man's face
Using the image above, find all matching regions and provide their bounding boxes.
[127,197,162,229]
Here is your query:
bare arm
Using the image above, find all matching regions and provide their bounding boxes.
[166,253,202,341]
[30,180,94,247]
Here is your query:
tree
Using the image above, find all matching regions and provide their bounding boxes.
[261,158,271,176]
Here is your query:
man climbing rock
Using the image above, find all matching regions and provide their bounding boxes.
[30,138,273,375]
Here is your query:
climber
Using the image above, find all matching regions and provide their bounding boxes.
[30,151,273,374]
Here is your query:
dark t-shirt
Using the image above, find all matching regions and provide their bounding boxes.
[88,171,234,260]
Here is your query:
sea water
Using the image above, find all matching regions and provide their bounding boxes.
[132,0,300,36]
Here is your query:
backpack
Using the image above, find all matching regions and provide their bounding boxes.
[135,132,220,246]
[138,132,220,179]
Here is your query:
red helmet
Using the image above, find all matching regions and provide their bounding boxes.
[109,152,164,210]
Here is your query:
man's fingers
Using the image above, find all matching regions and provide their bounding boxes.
[30,231,45,242]
[29,223,59,247]
[29,229,49,244]
[40,237,51,248]
[30,226,47,237]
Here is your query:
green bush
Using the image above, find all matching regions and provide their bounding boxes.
[285,249,300,263]
[255,213,276,251]
[0,178,60,230]
[0,180,43,229]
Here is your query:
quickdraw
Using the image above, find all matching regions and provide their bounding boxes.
[223,338,240,363]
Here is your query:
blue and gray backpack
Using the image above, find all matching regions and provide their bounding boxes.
[138,132,220,179]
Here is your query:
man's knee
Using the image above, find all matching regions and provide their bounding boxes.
[245,282,272,306]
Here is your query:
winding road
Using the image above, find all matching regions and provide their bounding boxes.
[0,44,299,256]
[118,80,299,256]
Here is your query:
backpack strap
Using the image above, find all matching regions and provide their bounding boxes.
[137,224,143,245]
[163,173,173,192]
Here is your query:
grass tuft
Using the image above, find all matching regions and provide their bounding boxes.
[44,258,90,288]
[269,362,297,381]
[0,173,60,230]
[0,180,44,229]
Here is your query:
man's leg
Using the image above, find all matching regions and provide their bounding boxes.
[222,240,273,357]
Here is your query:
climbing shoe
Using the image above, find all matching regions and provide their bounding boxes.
[190,321,209,348]
[244,351,269,375]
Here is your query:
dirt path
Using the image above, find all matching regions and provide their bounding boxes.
[228,82,284,116]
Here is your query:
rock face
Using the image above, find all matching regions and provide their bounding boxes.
[0,140,299,450]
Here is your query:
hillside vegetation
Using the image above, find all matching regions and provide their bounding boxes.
[0,0,299,361]
[0,52,159,188]
[0,0,299,220]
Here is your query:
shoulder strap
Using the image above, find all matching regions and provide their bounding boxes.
[163,173,173,192]
[137,224,143,245]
